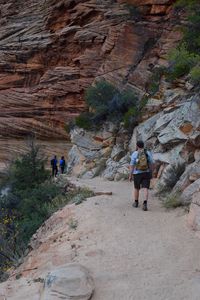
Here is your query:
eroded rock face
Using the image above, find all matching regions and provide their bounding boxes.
[0,0,179,166]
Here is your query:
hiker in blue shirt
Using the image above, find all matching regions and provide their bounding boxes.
[59,156,66,174]
[51,155,58,177]
[129,140,154,211]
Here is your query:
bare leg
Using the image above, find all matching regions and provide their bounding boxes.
[134,188,139,201]
[142,188,149,211]
[143,188,149,201]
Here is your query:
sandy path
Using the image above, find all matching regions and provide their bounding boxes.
[70,177,200,300]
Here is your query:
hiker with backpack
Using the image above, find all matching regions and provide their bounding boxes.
[129,140,154,211]
[59,156,66,174]
[51,155,58,177]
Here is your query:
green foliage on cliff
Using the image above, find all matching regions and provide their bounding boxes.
[75,80,139,130]
[9,139,49,192]
[167,0,200,83]
[0,139,95,281]
[0,140,59,278]
[167,44,200,81]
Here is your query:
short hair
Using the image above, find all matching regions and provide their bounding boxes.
[136,140,144,148]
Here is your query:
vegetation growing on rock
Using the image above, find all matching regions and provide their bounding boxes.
[0,139,94,281]
[167,0,200,84]
[75,80,139,130]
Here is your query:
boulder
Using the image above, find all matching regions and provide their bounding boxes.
[188,192,200,232]
[154,110,177,134]
[70,128,102,152]
[155,160,185,194]
[153,144,184,164]
[41,264,94,300]
[173,160,200,193]
[114,165,129,181]
[189,131,200,147]
[111,145,126,162]
[67,145,86,176]
[180,178,200,205]
[136,112,162,142]
[102,159,119,181]
[194,149,200,161]
[158,100,200,145]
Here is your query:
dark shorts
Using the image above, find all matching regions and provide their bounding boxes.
[133,172,151,190]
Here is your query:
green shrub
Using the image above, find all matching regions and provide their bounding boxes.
[85,80,118,110]
[167,44,200,80]
[123,106,138,128]
[163,192,182,209]
[75,112,93,130]
[147,67,166,95]
[0,139,62,279]
[63,121,75,134]
[67,218,78,230]
[8,139,49,192]
[190,65,200,84]
[76,80,138,130]
[168,0,200,81]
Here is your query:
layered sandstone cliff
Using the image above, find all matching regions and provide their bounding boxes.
[0,0,181,166]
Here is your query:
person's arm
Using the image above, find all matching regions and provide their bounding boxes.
[129,165,134,182]
[129,152,136,182]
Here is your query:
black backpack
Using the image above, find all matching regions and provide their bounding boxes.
[51,158,55,167]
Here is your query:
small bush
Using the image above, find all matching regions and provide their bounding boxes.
[75,112,93,130]
[76,80,138,130]
[167,44,200,81]
[72,187,94,205]
[190,65,200,84]
[8,138,49,192]
[85,80,118,114]
[163,192,182,209]
[67,218,78,230]
[64,120,75,134]
[123,106,137,128]
[168,0,200,82]
[147,67,166,95]
[0,139,61,280]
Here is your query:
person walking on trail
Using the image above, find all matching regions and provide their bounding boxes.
[51,155,58,177]
[59,156,66,174]
[129,140,154,211]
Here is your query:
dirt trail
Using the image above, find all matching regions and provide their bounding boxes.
[70,177,200,300]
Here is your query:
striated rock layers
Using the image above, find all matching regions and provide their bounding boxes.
[0,0,180,165]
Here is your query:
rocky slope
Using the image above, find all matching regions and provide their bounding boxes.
[0,0,181,166]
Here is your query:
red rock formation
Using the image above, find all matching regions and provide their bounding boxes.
[0,0,181,165]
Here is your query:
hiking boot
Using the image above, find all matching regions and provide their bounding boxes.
[132,200,139,208]
[143,201,148,211]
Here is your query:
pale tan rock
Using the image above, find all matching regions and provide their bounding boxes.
[189,174,200,183]
[150,5,169,15]
[180,178,200,205]
[188,192,200,231]
[41,264,94,300]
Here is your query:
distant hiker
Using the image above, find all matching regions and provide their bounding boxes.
[129,140,154,211]
[59,156,66,174]
[51,155,58,177]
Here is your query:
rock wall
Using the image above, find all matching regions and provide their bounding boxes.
[0,0,181,166]
[67,90,200,205]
